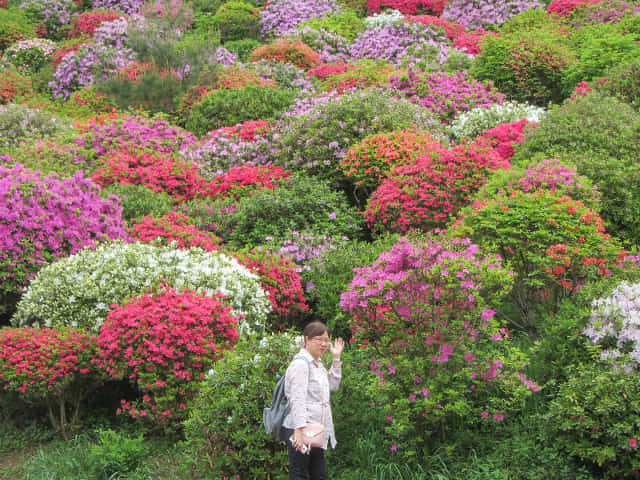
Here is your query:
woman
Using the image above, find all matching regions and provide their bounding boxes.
[282,321,344,480]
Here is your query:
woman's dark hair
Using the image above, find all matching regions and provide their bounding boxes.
[303,321,329,340]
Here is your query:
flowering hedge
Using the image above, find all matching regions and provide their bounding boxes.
[96,285,239,428]
[14,242,271,334]
[340,236,536,457]
[365,141,508,233]
[130,212,221,251]
[0,163,127,315]
[232,249,308,329]
[208,165,290,201]
[0,327,102,439]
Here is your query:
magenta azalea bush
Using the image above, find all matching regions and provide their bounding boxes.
[0,163,128,315]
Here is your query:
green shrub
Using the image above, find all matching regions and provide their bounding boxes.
[0,103,70,146]
[542,363,640,479]
[88,429,150,480]
[102,183,176,222]
[596,59,640,111]
[471,12,575,105]
[185,85,295,136]
[562,23,640,95]
[191,0,224,14]
[227,175,365,248]
[512,91,640,246]
[0,8,36,52]
[335,0,368,16]
[300,8,365,41]
[221,37,262,61]
[182,331,301,480]
[210,1,260,42]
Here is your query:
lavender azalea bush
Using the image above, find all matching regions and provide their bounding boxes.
[568,0,640,27]
[93,17,131,49]
[260,0,343,39]
[91,0,143,14]
[3,38,56,73]
[442,0,545,29]
[21,0,75,39]
[290,26,351,63]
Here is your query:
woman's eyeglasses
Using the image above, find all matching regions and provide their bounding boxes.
[310,337,330,345]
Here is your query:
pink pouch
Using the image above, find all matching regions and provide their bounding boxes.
[301,422,325,448]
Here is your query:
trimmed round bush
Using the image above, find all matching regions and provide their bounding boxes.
[227,175,364,247]
[185,85,295,137]
[300,8,364,41]
[96,285,240,429]
[250,39,322,70]
[130,212,222,251]
[183,331,302,479]
[512,91,640,245]
[13,242,271,334]
[0,164,128,317]
[210,1,260,42]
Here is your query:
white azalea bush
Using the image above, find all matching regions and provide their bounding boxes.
[13,241,272,334]
[363,9,404,27]
[447,101,545,140]
[583,281,640,369]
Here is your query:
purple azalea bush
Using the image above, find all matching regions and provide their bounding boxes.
[20,0,75,39]
[0,163,128,301]
[569,0,640,27]
[91,0,143,14]
[215,47,239,67]
[276,231,347,274]
[75,115,198,160]
[260,0,342,39]
[390,69,505,123]
[441,0,545,29]
[93,17,131,49]
[290,26,351,63]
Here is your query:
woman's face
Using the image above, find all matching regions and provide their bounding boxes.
[305,332,330,360]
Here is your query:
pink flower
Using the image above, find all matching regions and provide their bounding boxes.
[481,411,489,419]
[493,413,504,421]
[390,443,397,452]
[631,438,637,447]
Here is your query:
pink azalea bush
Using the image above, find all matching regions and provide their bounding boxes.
[0,327,103,439]
[366,0,447,15]
[476,119,534,161]
[96,285,240,429]
[547,0,604,16]
[130,212,222,251]
[340,236,537,457]
[208,165,290,201]
[0,163,128,314]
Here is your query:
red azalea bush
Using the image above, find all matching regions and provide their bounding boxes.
[547,0,604,16]
[208,165,290,201]
[207,119,272,142]
[96,285,240,428]
[339,129,440,190]
[232,249,308,330]
[476,119,534,162]
[68,9,125,39]
[406,15,494,55]
[307,61,354,81]
[365,141,508,233]
[0,327,102,439]
[0,70,33,104]
[307,60,401,94]
[90,149,210,201]
[130,212,221,251]
[250,40,321,70]
[453,190,627,331]
[367,0,447,15]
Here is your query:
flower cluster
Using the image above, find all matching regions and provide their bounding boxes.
[21,0,75,39]
[290,26,351,64]
[0,70,33,105]
[547,0,603,16]
[362,8,404,27]
[367,0,447,15]
[90,149,210,202]
[405,15,495,55]
[92,16,130,48]
[365,140,507,232]
[308,60,401,94]
[209,165,290,201]
[475,119,533,161]
[68,9,125,39]
[251,40,322,70]
[568,0,640,26]
[276,231,347,274]
[0,163,128,298]
[260,0,342,38]
[14,241,271,333]
[448,101,545,140]
[3,38,57,72]
[91,0,142,14]
[584,281,640,369]
[97,285,239,426]
[130,212,221,251]
[442,0,545,29]
[232,249,308,328]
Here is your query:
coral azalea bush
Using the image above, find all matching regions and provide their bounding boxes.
[96,285,240,429]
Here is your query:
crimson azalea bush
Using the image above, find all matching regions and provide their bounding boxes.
[250,40,322,70]
[547,0,604,16]
[68,9,124,39]
[365,141,508,233]
[390,69,505,124]
[232,249,308,330]
[209,165,290,201]
[130,212,221,251]
[96,285,240,429]
[452,190,627,332]
[476,119,534,162]
[0,327,103,439]
[340,236,537,458]
[367,0,446,14]
[90,149,211,202]
[0,163,128,316]
[310,60,400,93]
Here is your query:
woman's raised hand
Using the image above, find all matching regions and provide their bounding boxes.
[330,338,344,359]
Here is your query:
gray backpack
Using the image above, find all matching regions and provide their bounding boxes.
[263,354,310,441]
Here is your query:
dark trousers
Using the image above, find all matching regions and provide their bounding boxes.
[284,429,327,480]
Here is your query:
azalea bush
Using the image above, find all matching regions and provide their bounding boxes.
[594,60,640,111]
[183,332,301,479]
[259,0,342,38]
[475,119,534,161]
[299,8,365,41]
[250,39,321,70]
[390,69,505,124]
[96,285,239,429]
[130,212,222,251]
[209,1,260,42]
[232,249,308,330]
[367,0,446,15]
[547,0,604,16]
[0,69,33,105]
[441,0,545,29]
[2,38,56,73]
[13,242,271,334]
[452,190,627,332]
[0,8,37,52]
[208,165,290,201]
[21,0,76,40]
[0,103,70,147]
[340,236,536,458]
[308,59,400,94]
[365,140,508,233]
[68,9,124,39]
[0,327,103,439]
[0,163,128,317]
